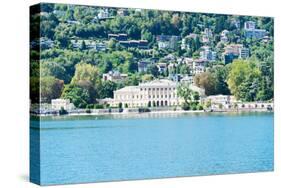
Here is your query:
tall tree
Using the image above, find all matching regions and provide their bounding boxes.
[40,76,64,103]
[227,60,262,101]
[194,72,217,96]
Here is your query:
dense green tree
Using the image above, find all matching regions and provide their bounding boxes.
[71,62,100,85]
[70,62,101,103]
[41,61,70,83]
[179,64,190,75]
[98,81,117,99]
[227,59,262,101]
[61,84,90,108]
[210,66,230,95]
[147,64,159,77]
[177,83,198,110]
[194,72,217,96]
[40,76,64,103]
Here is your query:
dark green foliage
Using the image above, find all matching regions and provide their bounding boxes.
[61,84,91,108]
[40,76,64,103]
[147,64,159,77]
[59,107,68,115]
[99,81,117,99]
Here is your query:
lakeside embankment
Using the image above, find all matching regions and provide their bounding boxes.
[31,106,273,117]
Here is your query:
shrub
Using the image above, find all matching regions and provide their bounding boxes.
[59,107,68,115]
[181,103,190,111]
[86,104,94,109]
[197,104,203,110]
[191,103,197,111]
[94,104,104,109]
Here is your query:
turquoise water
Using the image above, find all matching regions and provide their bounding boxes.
[30,112,274,185]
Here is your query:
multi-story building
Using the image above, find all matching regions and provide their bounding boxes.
[70,40,106,51]
[223,44,250,63]
[186,59,206,75]
[244,21,267,39]
[98,79,206,108]
[156,35,181,50]
[108,33,128,41]
[244,21,256,30]
[223,44,243,64]
[111,79,180,107]
[200,46,216,61]
[119,40,148,49]
[244,29,267,39]
[239,47,250,59]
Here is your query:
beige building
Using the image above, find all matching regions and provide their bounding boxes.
[110,79,181,108]
[203,95,236,109]
[51,99,75,111]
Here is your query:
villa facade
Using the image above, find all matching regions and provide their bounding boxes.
[105,79,182,108]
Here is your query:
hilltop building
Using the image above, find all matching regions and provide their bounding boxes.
[244,21,267,39]
[102,71,128,82]
[157,35,181,50]
[200,46,216,61]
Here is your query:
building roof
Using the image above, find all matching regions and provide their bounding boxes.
[140,79,177,87]
[115,86,139,93]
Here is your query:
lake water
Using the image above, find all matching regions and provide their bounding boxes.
[30,112,274,185]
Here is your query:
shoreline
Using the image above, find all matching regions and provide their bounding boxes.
[32,108,273,118]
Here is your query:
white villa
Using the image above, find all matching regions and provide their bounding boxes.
[203,95,237,108]
[51,99,75,111]
[112,79,180,107]
[99,79,205,108]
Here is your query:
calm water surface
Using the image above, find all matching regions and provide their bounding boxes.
[30,112,273,185]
